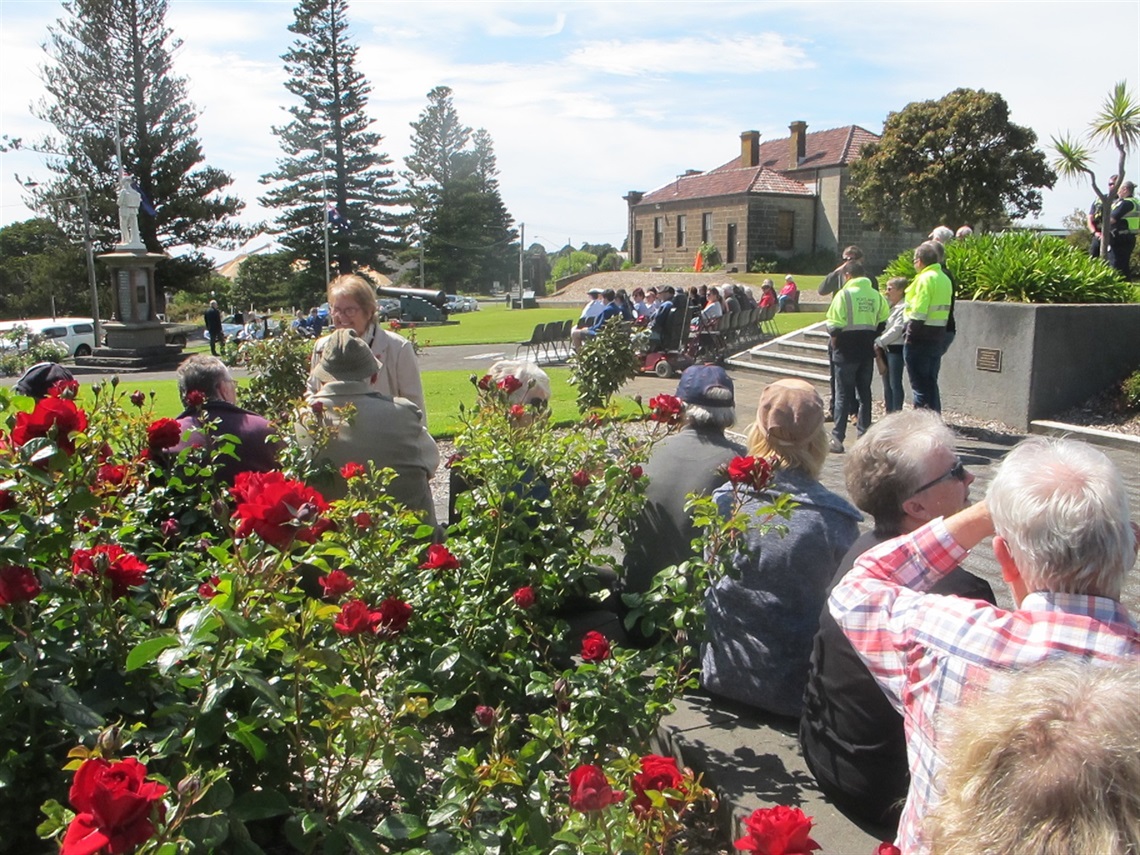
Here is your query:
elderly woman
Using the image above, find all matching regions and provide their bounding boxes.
[701,378,861,718]
[307,273,425,413]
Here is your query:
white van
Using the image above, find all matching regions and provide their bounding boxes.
[0,318,97,358]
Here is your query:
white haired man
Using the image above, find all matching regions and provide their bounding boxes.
[830,436,1139,854]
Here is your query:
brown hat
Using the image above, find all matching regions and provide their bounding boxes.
[313,328,381,384]
[755,379,823,447]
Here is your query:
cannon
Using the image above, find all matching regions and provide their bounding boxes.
[377,286,449,323]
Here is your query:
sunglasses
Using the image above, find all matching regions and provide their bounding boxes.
[910,458,968,497]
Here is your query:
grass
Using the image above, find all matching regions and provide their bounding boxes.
[403,304,579,347]
[732,273,826,292]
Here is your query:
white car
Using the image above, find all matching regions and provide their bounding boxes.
[0,318,97,358]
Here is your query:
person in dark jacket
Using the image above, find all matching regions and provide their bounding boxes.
[799,410,994,831]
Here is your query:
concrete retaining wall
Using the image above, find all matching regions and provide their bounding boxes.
[942,301,1140,430]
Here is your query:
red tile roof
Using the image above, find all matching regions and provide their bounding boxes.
[638,125,879,206]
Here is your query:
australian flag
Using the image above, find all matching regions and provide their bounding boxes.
[327,203,352,233]
[131,178,157,217]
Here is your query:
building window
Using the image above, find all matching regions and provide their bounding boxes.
[653,217,663,249]
[701,212,712,244]
[633,230,642,264]
[776,211,794,250]
[726,223,737,263]
[676,214,687,248]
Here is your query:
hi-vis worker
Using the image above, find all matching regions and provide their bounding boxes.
[903,242,952,414]
[826,259,890,453]
[1109,180,1139,280]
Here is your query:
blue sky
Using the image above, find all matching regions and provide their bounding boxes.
[1,0,1137,259]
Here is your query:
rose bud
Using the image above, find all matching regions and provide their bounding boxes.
[96,726,123,758]
[474,705,496,728]
[160,518,180,538]
[311,400,325,415]
[130,390,145,408]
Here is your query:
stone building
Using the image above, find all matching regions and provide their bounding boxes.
[623,122,923,272]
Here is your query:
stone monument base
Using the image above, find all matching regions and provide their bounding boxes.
[76,342,187,372]
[103,320,166,350]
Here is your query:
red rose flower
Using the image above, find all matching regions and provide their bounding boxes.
[389,320,402,331]
[62,757,167,855]
[568,764,625,813]
[571,469,591,488]
[230,471,331,549]
[512,585,536,609]
[419,544,460,570]
[629,464,644,479]
[648,394,683,425]
[311,400,325,415]
[334,599,381,636]
[340,461,366,479]
[11,396,88,454]
[631,754,684,817]
[580,630,611,662]
[0,489,12,512]
[319,570,355,598]
[185,389,207,408]
[160,518,180,538]
[474,705,496,728]
[198,576,221,599]
[96,463,128,488]
[497,375,522,394]
[71,545,148,599]
[509,404,526,419]
[726,456,774,492]
[352,511,372,530]
[146,418,182,450]
[0,565,40,606]
[49,379,80,399]
[375,596,413,639]
[129,390,146,408]
[477,374,493,391]
[733,805,820,854]
[875,844,901,855]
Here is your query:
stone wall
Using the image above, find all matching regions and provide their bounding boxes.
[941,301,1140,429]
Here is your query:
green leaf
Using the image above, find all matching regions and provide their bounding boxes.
[426,803,462,827]
[232,788,290,821]
[376,813,428,840]
[125,636,181,672]
[431,696,456,712]
[433,650,460,673]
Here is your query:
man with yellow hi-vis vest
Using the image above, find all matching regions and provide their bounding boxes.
[903,242,953,414]
[1109,180,1138,280]
[825,260,890,453]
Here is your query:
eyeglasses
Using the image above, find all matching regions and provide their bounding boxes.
[330,304,362,317]
[910,458,968,497]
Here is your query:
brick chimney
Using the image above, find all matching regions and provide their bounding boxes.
[740,130,760,167]
[788,121,807,168]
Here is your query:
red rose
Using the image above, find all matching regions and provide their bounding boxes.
[568,764,625,813]
[198,576,221,599]
[631,754,684,817]
[580,630,611,662]
[184,389,207,408]
[509,404,526,419]
[0,489,12,512]
[160,518,180,538]
[352,511,372,530]
[629,464,644,479]
[875,844,901,855]
[389,320,402,331]
[571,469,591,488]
[62,757,167,855]
[726,456,773,492]
[319,570,355,598]
[477,374,493,391]
[497,375,522,394]
[96,463,128,488]
[71,545,148,599]
[512,585,536,609]
[146,418,182,450]
[340,462,366,479]
[11,396,88,454]
[648,394,683,425]
[733,805,820,854]
[420,544,460,570]
[49,379,80,399]
[0,565,40,606]
[129,390,146,408]
[230,471,331,549]
[375,596,413,638]
[334,599,381,636]
[474,705,496,728]
[311,400,325,415]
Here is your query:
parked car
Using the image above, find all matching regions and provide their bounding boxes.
[204,315,245,344]
[0,318,96,358]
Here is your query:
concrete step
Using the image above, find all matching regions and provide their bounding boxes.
[725,357,832,386]
[773,339,829,356]
[743,350,831,372]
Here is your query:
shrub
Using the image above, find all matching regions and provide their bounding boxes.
[569,318,640,412]
[234,329,314,415]
[697,243,722,269]
[1122,368,1140,410]
[883,232,1132,303]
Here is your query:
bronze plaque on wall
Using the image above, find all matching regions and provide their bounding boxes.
[975,348,1002,372]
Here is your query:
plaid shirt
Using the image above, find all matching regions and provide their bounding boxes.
[829,518,1139,854]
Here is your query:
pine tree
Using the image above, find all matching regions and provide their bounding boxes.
[402,88,516,293]
[32,0,243,285]
[260,0,400,296]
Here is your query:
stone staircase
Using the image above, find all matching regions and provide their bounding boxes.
[726,321,830,390]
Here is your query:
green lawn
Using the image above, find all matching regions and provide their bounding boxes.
[406,303,578,347]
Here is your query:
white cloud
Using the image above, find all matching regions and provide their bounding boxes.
[567,34,810,77]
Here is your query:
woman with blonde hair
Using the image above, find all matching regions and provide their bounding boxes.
[701,378,859,717]
[307,274,425,413]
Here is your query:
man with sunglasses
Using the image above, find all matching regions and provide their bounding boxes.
[830,436,1139,854]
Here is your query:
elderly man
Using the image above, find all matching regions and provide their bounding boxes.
[622,364,745,597]
[204,300,225,355]
[570,288,620,351]
[299,328,439,522]
[830,436,1139,854]
[825,260,889,454]
[171,354,280,483]
[800,411,995,830]
[903,242,952,412]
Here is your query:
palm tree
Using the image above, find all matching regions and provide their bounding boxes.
[1052,81,1140,260]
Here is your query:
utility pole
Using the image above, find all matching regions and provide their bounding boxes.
[321,149,331,289]
[518,222,524,302]
[81,191,101,343]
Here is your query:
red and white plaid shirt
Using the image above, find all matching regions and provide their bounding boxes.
[829,518,1139,854]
